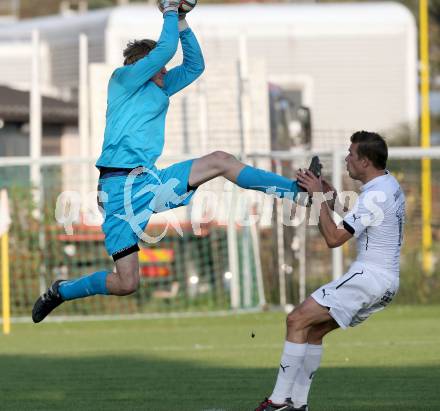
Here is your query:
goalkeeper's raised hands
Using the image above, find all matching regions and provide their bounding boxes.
[157,0,181,14]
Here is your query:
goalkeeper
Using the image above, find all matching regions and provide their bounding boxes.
[32,2,318,322]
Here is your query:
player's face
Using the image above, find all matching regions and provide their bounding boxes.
[345,143,363,180]
[152,66,167,88]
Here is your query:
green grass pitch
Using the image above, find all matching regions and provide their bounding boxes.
[1,305,439,410]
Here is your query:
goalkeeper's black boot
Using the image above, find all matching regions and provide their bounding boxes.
[32,280,65,323]
[308,155,322,178]
[254,398,295,411]
[296,155,323,207]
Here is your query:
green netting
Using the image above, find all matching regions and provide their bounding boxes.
[0,162,261,317]
[1,154,439,321]
[252,155,440,305]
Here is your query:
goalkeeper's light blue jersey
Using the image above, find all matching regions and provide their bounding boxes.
[96,12,204,169]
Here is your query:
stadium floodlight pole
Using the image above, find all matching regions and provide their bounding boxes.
[275,159,287,307]
[238,33,266,308]
[79,33,89,215]
[30,29,42,211]
[30,29,48,295]
[227,182,241,309]
[250,208,266,307]
[331,149,343,280]
[242,226,252,307]
[238,33,252,157]
[226,33,252,310]
[419,0,433,274]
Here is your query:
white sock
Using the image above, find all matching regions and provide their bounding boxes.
[269,341,307,404]
[292,343,323,408]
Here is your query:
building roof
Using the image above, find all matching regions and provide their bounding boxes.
[0,85,77,124]
[0,8,109,40]
[0,2,414,40]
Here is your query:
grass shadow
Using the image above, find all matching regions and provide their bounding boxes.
[0,354,439,410]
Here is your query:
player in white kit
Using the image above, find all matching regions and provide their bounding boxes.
[255,131,405,411]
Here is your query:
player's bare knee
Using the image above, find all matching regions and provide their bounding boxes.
[287,305,314,331]
[210,151,235,171]
[116,269,140,295]
[119,276,140,295]
[211,150,234,161]
[286,311,303,332]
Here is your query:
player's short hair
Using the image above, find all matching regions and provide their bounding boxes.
[350,131,388,170]
[123,39,157,65]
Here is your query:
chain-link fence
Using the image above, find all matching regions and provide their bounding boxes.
[1,147,440,320]
[0,156,264,318]
[248,147,440,306]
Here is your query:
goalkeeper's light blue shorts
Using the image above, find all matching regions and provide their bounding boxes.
[97,159,196,261]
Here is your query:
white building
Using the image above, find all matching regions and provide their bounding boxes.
[0,2,417,157]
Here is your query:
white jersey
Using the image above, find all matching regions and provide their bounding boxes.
[342,171,405,276]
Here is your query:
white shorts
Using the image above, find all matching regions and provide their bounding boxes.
[311,262,399,329]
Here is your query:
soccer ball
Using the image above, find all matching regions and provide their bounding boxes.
[179,0,197,14]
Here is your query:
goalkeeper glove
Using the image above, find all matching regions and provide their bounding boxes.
[157,0,181,14]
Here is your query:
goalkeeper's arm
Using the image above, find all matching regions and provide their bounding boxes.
[163,18,205,96]
[113,11,179,90]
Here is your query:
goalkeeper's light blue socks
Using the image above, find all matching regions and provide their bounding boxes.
[236,165,300,199]
[58,270,109,301]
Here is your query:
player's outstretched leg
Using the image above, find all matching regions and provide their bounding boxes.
[32,270,109,323]
[32,253,139,323]
[188,151,321,202]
